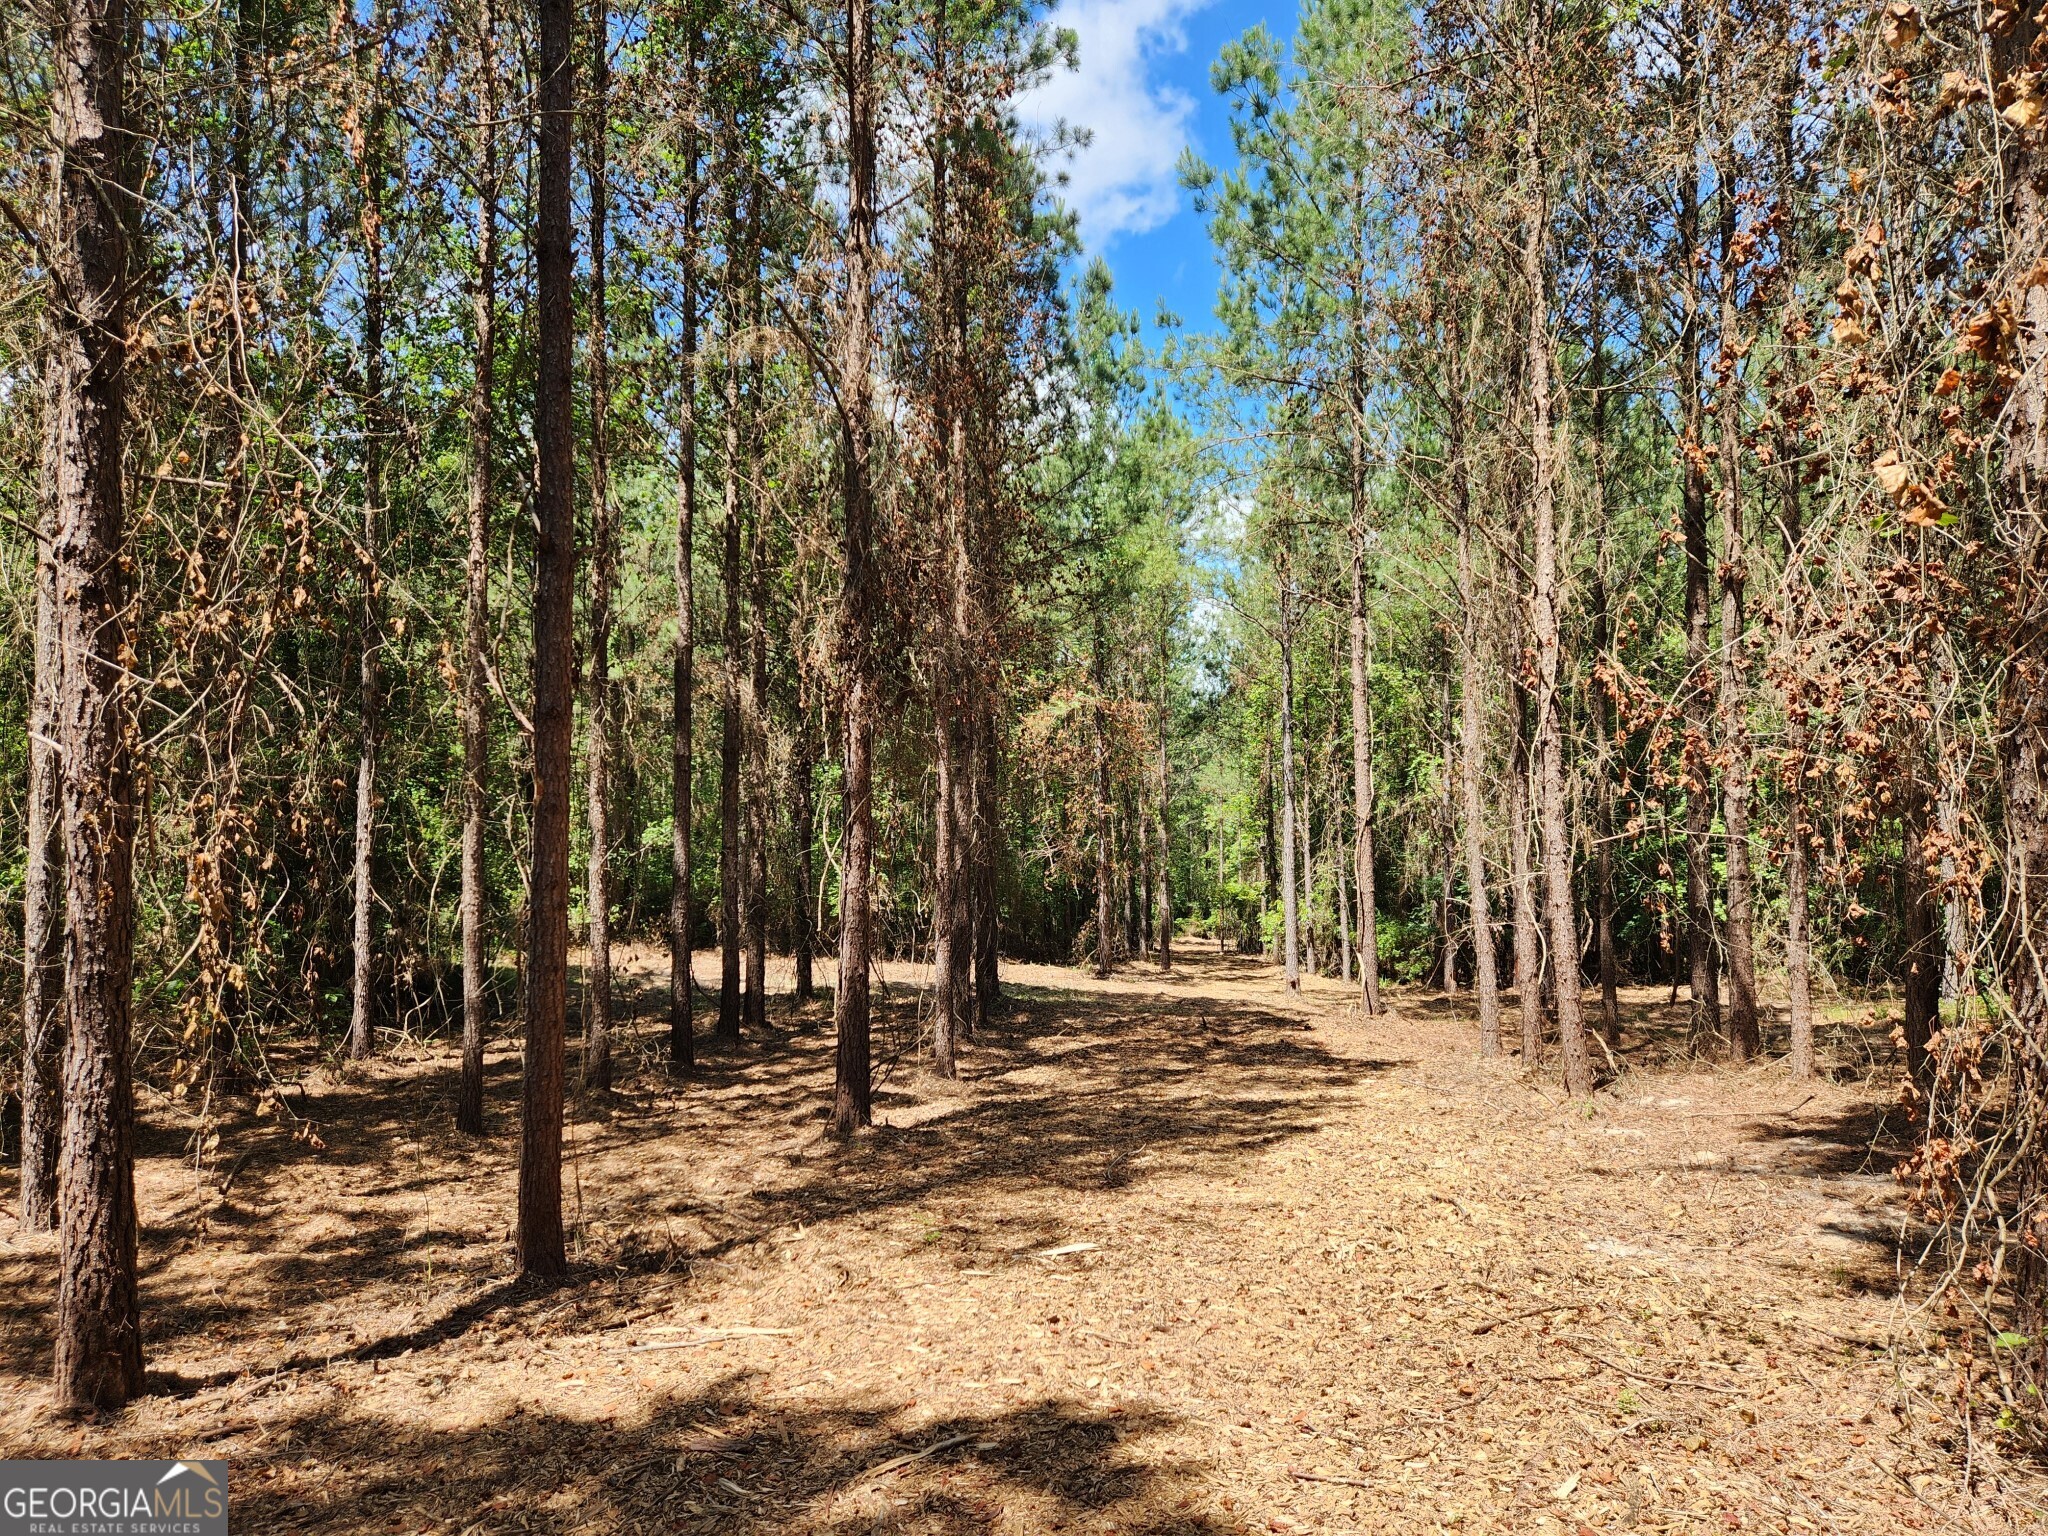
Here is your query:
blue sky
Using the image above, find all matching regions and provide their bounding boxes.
[1019,0,1282,347]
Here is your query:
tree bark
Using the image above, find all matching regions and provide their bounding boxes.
[669,22,701,1071]
[1348,533,1380,1014]
[1094,620,1115,978]
[1713,17,1759,1062]
[1996,0,2048,1392]
[21,411,64,1226]
[1440,664,1458,996]
[48,0,144,1408]
[794,718,817,1003]
[1336,809,1353,983]
[1902,785,1942,1087]
[1279,569,1302,991]
[582,0,616,1092]
[1771,59,1813,1081]
[1253,737,1269,950]
[1519,60,1593,1097]
[1155,687,1173,972]
[742,182,769,1038]
[1510,680,1544,1062]
[934,708,961,1075]
[929,0,978,1031]
[1677,0,1721,1052]
[1454,402,1502,1058]
[457,0,500,1134]
[1136,799,1153,964]
[348,9,389,1062]
[1300,789,1315,976]
[831,0,879,1136]
[518,0,576,1276]
[1589,298,1621,1048]
[49,0,143,1409]
[717,156,745,1044]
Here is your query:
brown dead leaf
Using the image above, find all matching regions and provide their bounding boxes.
[1873,451,1913,499]
[1880,0,1922,47]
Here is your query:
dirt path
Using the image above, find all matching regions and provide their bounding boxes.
[2,952,2038,1531]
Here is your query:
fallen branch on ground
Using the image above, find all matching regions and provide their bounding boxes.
[1470,1303,1580,1335]
[1554,1336,1746,1395]
[627,1326,794,1352]
[1289,1467,1374,1488]
[858,1434,974,1483]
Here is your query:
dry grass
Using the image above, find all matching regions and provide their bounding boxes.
[3,948,2042,1533]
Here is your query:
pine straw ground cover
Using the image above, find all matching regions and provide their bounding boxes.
[3,951,2043,1533]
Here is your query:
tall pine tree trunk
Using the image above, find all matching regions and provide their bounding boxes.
[348,13,388,1062]
[518,0,576,1276]
[930,0,975,1039]
[716,160,745,1043]
[1348,534,1380,1013]
[742,210,769,1038]
[1713,21,1759,1061]
[1902,785,1942,1086]
[1454,397,1502,1057]
[582,0,616,1090]
[934,707,961,1075]
[1155,687,1173,972]
[457,0,500,1133]
[1440,664,1459,996]
[1510,681,1544,1062]
[1589,301,1621,1047]
[21,432,64,1227]
[1137,795,1154,963]
[831,0,879,1136]
[669,26,701,1070]
[1279,569,1302,991]
[48,0,143,1409]
[1677,0,1722,1051]
[1519,54,1593,1097]
[2000,16,2048,1366]
[794,721,817,1003]
[1093,619,1115,979]
[1337,812,1352,983]
[1771,62,1814,1080]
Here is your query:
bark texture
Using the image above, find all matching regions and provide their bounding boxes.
[1519,70,1593,1097]
[348,11,388,1062]
[47,0,145,1410]
[669,25,701,1071]
[1713,28,1759,1061]
[1454,412,1502,1058]
[518,0,575,1277]
[21,446,64,1228]
[1279,572,1302,991]
[831,0,878,1137]
[1349,538,1380,1014]
[1510,681,1544,1063]
[457,0,499,1134]
[583,0,616,1092]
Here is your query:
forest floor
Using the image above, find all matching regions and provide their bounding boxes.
[3,949,2044,1533]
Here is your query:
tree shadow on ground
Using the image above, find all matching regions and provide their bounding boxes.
[1738,1100,1909,1180]
[164,1373,1235,1535]
[0,956,1400,1395]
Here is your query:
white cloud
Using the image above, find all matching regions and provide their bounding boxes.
[1020,0,1210,246]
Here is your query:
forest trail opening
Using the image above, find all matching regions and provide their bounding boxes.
[0,954,2024,1531]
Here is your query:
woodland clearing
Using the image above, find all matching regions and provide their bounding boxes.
[1,950,2033,1534]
